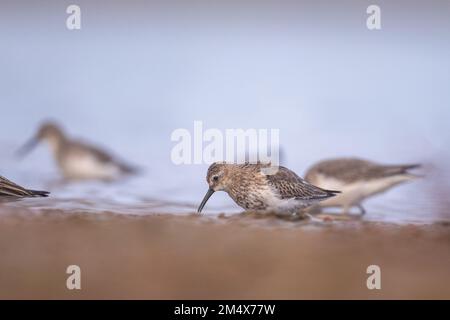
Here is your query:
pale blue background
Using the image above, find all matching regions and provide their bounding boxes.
[0,0,449,221]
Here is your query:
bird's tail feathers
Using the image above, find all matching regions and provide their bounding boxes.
[383,163,422,176]
[27,189,50,197]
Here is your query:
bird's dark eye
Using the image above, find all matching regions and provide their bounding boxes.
[212,175,219,182]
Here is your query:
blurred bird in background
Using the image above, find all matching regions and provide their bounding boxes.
[17,121,138,181]
[305,157,421,215]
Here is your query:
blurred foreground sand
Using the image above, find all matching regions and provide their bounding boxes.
[0,207,449,299]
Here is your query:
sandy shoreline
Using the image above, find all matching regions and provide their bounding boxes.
[0,207,449,299]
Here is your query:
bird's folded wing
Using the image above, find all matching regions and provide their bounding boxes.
[0,176,33,197]
[265,167,337,200]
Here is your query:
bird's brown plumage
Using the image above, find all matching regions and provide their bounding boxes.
[18,121,138,180]
[266,165,339,200]
[0,175,49,198]
[305,158,421,184]
[201,162,339,212]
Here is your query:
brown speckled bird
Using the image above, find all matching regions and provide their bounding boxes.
[0,175,49,198]
[305,157,421,214]
[197,162,339,214]
[17,121,137,181]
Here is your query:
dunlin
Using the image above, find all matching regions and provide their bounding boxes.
[0,175,49,198]
[17,121,137,181]
[197,162,340,214]
[304,157,421,214]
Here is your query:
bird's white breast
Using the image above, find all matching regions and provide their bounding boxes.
[60,154,120,180]
[313,173,414,207]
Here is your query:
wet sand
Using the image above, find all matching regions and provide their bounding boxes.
[0,207,450,299]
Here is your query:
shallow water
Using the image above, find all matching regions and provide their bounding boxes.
[1,1,450,224]
[0,165,448,225]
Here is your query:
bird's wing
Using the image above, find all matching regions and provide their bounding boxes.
[306,158,372,182]
[265,166,339,200]
[0,175,32,197]
[0,176,48,197]
[72,141,114,163]
[73,141,137,174]
[373,164,421,178]
[307,158,421,183]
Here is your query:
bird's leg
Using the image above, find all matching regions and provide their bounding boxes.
[357,204,366,215]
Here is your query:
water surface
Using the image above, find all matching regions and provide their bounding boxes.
[1,1,449,224]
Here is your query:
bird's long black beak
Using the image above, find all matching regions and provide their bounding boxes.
[16,136,39,158]
[197,188,215,213]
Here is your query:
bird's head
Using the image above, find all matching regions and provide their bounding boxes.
[16,121,65,158]
[197,162,232,213]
